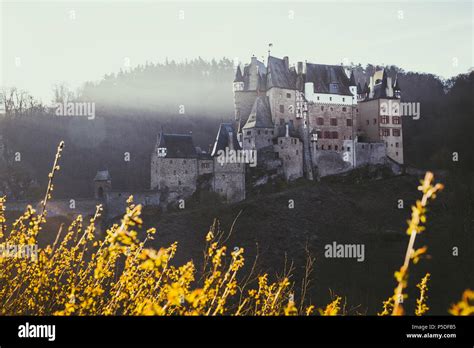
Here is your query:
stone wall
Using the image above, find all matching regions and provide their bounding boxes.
[266,87,298,127]
[242,127,274,150]
[212,158,245,203]
[274,136,303,181]
[234,90,257,123]
[197,158,214,176]
[313,151,352,177]
[105,191,160,219]
[151,157,198,197]
[307,102,357,152]
[355,142,386,167]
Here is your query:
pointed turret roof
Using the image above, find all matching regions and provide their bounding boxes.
[211,123,241,156]
[234,66,244,83]
[243,96,274,129]
[349,70,356,86]
[393,75,401,91]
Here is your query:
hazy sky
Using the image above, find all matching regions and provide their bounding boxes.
[1,0,472,102]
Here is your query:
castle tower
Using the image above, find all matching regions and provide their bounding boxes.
[349,70,357,99]
[393,75,401,99]
[94,170,112,200]
[233,66,244,92]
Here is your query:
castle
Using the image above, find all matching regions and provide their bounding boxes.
[93,55,404,211]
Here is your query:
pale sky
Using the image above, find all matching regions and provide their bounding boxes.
[1,0,472,102]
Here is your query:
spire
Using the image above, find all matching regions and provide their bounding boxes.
[393,74,401,91]
[233,66,244,83]
[349,70,356,86]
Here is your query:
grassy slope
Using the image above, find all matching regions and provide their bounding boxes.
[138,173,472,315]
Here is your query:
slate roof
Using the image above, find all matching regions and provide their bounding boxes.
[211,123,241,156]
[156,133,197,158]
[94,170,111,181]
[234,66,244,83]
[243,96,274,129]
[304,63,353,96]
[240,58,267,91]
[349,70,356,86]
[266,56,297,90]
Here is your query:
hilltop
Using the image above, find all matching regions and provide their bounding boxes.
[135,172,472,315]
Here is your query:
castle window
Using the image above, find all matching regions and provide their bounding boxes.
[323,131,331,139]
[373,118,377,124]
[396,152,399,156]
[329,83,339,93]
[264,130,268,135]
[393,116,401,124]
[342,98,345,103]
[280,140,283,145]
[286,93,291,98]
[330,118,337,126]
[280,105,284,113]
[317,118,324,125]
[342,106,347,112]
[321,106,324,111]
[321,145,325,150]
[258,130,261,135]
[329,97,332,101]
[381,128,390,136]
[331,131,338,139]
[396,142,399,148]
[248,139,251,143]
[393,129,401,137]
[317,96,320,101]
[328,145,332,150]
[346,119,352,126]
[330,107,333,111]
[335,145,338,151]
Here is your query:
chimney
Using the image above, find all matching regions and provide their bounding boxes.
[283,56,289,70]
[297,61,303,75]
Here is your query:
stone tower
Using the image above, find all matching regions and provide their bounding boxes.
[94,170,112,200]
